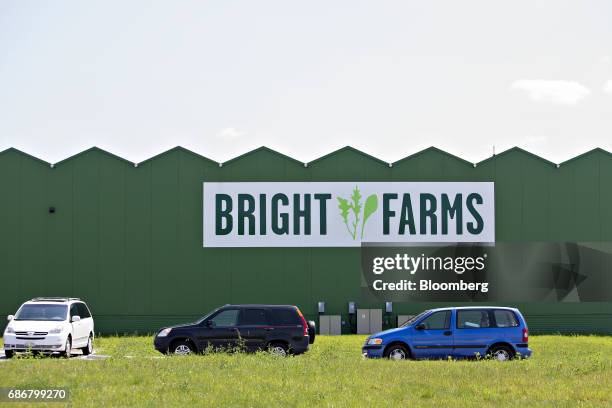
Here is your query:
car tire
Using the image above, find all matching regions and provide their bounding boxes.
[170,340,194,356]
[81,334,94,356]
[61,337,72,359]
[489,344,514,361]
[268,342,289,357]
[384,344,410,361]
[307,321,316,344]
[4,350,14,359]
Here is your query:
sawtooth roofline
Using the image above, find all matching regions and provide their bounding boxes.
[1,145,611,169]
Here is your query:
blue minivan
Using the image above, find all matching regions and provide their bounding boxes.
[362,307,532,361]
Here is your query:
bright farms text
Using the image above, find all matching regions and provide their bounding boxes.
[214,192,484,236]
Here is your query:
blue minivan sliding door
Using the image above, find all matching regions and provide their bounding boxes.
[411,310,453,359]
[452,309,493,358]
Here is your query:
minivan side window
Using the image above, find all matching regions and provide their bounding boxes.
[70,304,79,319]
[494,310,519,327]
[77,303,91,318]
[457,310,491,329]
[210,309,239,327]
[418,311,450,330]
[239,309,268,326]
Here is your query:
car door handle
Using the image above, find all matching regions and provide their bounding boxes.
[443,331,452,336]
[264,327,274,331]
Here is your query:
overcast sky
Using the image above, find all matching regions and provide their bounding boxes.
[1,1,611,164]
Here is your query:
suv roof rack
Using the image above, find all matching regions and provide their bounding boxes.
[30,297,81,302]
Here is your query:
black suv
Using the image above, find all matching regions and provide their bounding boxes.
[154,304,315,356]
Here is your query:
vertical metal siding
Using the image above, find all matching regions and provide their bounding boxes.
[0,146,611,334]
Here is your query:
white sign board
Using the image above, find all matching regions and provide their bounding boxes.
[203,182,494,247]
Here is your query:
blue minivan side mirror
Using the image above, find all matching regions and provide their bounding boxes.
[415,323,426,330]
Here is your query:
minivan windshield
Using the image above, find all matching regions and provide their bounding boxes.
[15,304,68,321]
[400,310,429,327]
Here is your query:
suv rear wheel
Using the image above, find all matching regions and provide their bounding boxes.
[489,344,514,361]
[4,350,14,359]
[384,344,410,361]
[268,342,288,357]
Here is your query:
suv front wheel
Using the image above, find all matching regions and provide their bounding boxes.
[170,340,194,356]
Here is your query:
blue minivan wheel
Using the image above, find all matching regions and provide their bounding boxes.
[489,345,514,361]
[384,344,410,361]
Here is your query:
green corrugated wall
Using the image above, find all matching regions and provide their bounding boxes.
[0,146,610,334]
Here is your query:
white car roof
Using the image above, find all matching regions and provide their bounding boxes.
[24,298,83,305]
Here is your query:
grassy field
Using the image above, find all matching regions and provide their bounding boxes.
[0,335,611,407]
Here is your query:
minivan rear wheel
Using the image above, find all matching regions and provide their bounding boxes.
[489,345,514,361]
[384,344,409,361]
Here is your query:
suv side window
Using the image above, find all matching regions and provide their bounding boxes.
[418,311,450,330]
[210,309,239,327]
[457,310,491,329]
[493,310,518,327]
[239,309,268,326]
[270,308,301,325]
[77,303,91,318]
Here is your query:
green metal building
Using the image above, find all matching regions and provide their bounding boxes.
[1,146,611,334]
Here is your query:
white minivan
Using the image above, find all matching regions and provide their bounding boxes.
[3,298,94,358]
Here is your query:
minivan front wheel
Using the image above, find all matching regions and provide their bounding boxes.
[82,334,93,356]
[489,345,514,361]
[384,344,409,361]
[61,337,72,358]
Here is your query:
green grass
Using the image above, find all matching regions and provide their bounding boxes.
[1,335,611,407]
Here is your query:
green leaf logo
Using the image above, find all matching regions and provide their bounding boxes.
[337,186,378,240]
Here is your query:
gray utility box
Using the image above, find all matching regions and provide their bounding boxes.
[319,315,341,335]
[357,309,382,334]
[397,315,415,327]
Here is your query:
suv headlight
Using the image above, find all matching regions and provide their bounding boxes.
[4,326,14,334]
[367,338,383,345]
[49,326,64,334]
[157,328,172,337]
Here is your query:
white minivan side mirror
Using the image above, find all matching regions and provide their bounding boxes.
[7,315,14,321]
[71,315,81,322]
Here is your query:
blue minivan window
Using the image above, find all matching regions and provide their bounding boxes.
[457,310,490,328]
[420,311,450,330]
[399,311,428,327]
[494,310,519,327]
